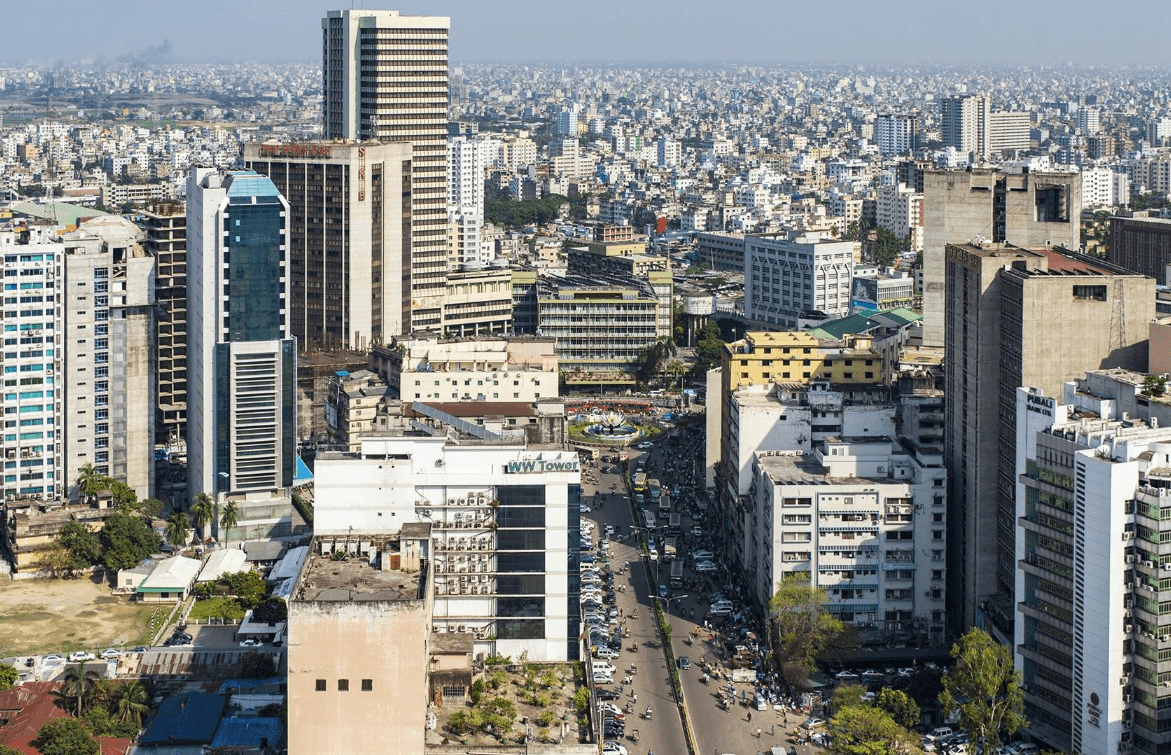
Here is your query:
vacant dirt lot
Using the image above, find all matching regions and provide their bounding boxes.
[0,575,167,656]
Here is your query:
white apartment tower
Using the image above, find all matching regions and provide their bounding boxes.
[876,183,924,252]
[447,136,488,267]
[322,9,450,332]
[874,114,917,156]
[941,94,990,159]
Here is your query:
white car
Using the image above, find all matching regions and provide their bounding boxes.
[67,651,96,662]
[595,647,620,660]
[692,550,715,562]
[579,504,592,513]
[834,670,860,680]
[239,638,262,648]
[696,561,718,572]
[99,648,121,659]
[648,548,658,561]
[592,662,617,675]
[635,442,653,449]
[603,743,629,755]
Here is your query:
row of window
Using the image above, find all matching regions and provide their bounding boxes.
[315,678,374,692]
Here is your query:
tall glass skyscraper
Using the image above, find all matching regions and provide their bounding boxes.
[187,169,296,502]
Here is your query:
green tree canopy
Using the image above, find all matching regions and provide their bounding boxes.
[220,501,240,532]
[768,576,855,684]
[826,682,868,718]
[164,512,190,548]
[0,663,17,690]
[485,195,567,228]
[99,511,163,572]
[876,688,921,730]
[828,704,922,755]
[59,522,102,568]
[939,628,1027,753]
[240,650,276,679]
[694,320,725,373]
[33,718,100,755]
[189,493,218,539]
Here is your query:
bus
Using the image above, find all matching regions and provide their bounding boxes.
[669,560,684,589]
[633,472,648,493]
[658,493,671,516]
[643,511,656,530]
[648,479,662,501]
[667,513,682,536]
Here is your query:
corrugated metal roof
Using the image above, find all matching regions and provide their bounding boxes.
[140,691,225,745]
[210,717,282,749]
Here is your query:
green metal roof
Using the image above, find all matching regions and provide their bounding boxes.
[807,307,923,341]
[8,200,109,226]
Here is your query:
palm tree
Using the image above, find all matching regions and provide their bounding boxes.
[111,680,149,727]
[75,463,97,503]
[56,661,99,717]
[189,493,218,541]
[164,512,190,548]
[219,500,239,538]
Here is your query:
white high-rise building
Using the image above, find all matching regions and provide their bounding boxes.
[657,136,681,168]
[447,136,488,266]
[876,183,924,251]
[874,114,917,155]
[744,232,854,329]
[557,106,578,136]
[941,94,990,158]
[1078,107,1101,134]
[187,168,297,508]
[322,9,450,331]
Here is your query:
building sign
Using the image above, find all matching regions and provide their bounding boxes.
[1026,393,1055,418]
[505,458,580,474]
[258,144,332,159]
[1087,692,1102,728]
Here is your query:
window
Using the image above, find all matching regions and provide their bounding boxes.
[337,679,349,692]
[361,679,373,691]
[315,679,326,691]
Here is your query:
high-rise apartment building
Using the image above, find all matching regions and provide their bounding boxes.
[744,233,854,330]
[941,94,990,157]
[876,183,924,252]
[1013,372,1171,755]
[187,169,297,502]
[1078,107,1101,134]
[874,114,917,155]
[322,9,450,332]
[921,168,1082,347]
[943,242,1154,638]
[244,140,414,348]
[446,136,487,267]
[140,202,188,446]
[988,110,1031,155]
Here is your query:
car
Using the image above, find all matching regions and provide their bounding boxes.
[603,722,625,734]
[597,687,621,700]
[689,525,704,537]
[692,550,715,561]
[636,442,653,449]
[99,648,121,659]
[598,702,624,716]
[834,670,860,680]
[42,654,64,664]
[804,717,825,729]
[696,560,718,572]
[602,742,629,755]
[579,504,592,513]
[68,652,96,662]
[648,548,658,561]
[678,655,691,669]
[896,667,915,677]
[595,647,620,660]
[592,662,617,675]
[603,523,615,534]
[239,638,262,648]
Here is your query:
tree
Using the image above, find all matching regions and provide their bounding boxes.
[189,493,218,540]
[55,661,100,717]
[876,688,921,730]
[36,543,79,577]
[220,500,239,534]
[873,227,906,268]
[164,512,190,548]
[0,663,17,690]
[768,576,853,683]
[75,463,98,501]
[693,321,725,373]
[1144,374,1167,398]
[110,680,149,727]
[82,706,140,739]
[828,704,922,755]
[939,628,1027,753]
[223,570,267,608]
[240,650,276,679]
[826,682,868,717]
[137,498,164,519]
[32,718,100,755]
[99,511,162,572]
[59,522,102,567]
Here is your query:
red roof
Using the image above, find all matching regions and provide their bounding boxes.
[98,736,132,755]
[0,682,67,755]
[1038,248,1107,273]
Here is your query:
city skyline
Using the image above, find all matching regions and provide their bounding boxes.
[4,0,1171,66]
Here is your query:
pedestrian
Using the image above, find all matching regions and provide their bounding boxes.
[771,724,776,736]
[747,711,752,723]
[757,727,762,739]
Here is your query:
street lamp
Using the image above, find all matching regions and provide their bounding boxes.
[652,593,689,609]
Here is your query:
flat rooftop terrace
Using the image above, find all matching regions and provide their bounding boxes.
[293,537,422,603]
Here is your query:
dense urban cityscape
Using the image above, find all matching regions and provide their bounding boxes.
[0,5,1169,755]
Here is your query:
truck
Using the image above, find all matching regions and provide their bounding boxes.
[669,560,684,588]
[643,511,656,530]
[667,513,682,536]
[648,479,662,501]
[658,493,671,516]
[663,536,677,561]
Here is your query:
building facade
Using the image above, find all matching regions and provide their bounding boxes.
[941,94,990,158]
[397,336,558,404]
[921,168,1082,348]
[943,243,1154,638]
[447,135,488,267]
[1108,215,1171,285]
[186,169,297,502]
[744,232,854,330]
[313,436,581,662]
[750,439,946,646]
[874,114,917,156]
[140,201,188,445]
[244,140,413,348]
[322,9,450,332]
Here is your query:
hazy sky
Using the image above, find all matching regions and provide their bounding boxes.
[7,0,1171,66]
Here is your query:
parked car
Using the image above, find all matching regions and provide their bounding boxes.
[99,648,121,659]
[602,742,628,755]
[42,654,64,664]
[239,638,262,648]
[677,655,691,669]
[696,560,718,572]
[68,652,96,662]
[598,687,621,700]
[693,550,715,562]
[834,670,860,680]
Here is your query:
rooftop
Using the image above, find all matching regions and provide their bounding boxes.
[293,536,423,603]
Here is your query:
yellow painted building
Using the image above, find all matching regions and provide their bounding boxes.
[721,331,884,393]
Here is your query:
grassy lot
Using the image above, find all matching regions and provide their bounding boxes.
[0,575,166,656]
[188,596,246,621]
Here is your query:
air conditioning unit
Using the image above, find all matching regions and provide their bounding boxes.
[1126,624,1134,633]
[1124,693,1133,703]
[1121,675,1130,686]
[1123,531,1134,540]
[1147,561,1155,569]
[1127,554,1136,563]
[1123,722,1133,730]
[1125,610,1133,620]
